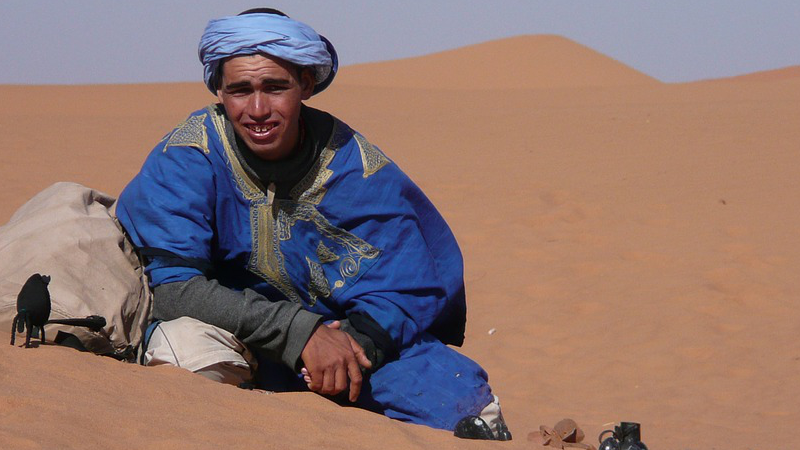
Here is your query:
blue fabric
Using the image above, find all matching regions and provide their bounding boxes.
[198,13,337,94]
[358,333,493,430]
[116,105,487,429]
[250,333,493,431]
[143,320,162,349]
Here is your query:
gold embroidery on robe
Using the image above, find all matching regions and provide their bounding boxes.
[316,241,339,264]
[354,132,390,178]
[164,113,210,154]
[306,256,332,305]
[289,123,353,204]
[275,202,381,293]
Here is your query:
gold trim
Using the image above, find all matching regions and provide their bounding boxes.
[208,106,264,199]
[306,256,332,306]
[164,113,210,154]
[250,200,302,303]
[354,132,390,178]
[316,241,339,264]
[290,119,352,203]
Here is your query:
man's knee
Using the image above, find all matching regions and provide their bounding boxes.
[143,316,257,386]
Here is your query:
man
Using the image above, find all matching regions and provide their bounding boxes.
[117,8,511,440]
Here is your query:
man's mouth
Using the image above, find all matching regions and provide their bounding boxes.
[247,124,276,134]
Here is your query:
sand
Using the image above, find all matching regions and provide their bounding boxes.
[1,35,799,449]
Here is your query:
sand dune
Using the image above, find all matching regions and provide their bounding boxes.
[2,36,799,449]
[335,35,660,90]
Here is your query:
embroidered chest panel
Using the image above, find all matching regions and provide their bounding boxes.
[208,106,385,306]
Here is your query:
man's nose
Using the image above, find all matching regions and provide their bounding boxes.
[248,93,270,119]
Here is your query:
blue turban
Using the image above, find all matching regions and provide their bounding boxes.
[198,13,338,95]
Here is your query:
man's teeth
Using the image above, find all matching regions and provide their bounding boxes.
[249,125,274,133]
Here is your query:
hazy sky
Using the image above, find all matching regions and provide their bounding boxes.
[1,1,798,85]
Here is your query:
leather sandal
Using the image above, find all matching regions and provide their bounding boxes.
[528,418,596,450]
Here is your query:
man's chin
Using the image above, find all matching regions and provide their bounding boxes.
[248,143,291,161]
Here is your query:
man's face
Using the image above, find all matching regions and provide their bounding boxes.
[217,54,314,160]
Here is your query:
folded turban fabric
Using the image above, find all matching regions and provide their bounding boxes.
[198,13,338,95]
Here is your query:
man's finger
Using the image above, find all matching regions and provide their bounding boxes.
[308,368,323,392]
[326,320,341,329]
[300,367,311,384]
[305,365,323,392]
[321,366,336,394]
[333,365,348,395]
[347,357,363,402]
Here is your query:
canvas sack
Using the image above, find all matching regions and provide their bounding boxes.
[0,182,151,360]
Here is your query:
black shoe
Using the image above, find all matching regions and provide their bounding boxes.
[454,416,512,441]
[495,419,512,441]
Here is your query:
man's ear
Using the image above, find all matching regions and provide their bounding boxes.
[214,61,228,102]
[300,69,315,100]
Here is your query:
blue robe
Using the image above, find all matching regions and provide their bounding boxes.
[117,104,493,430]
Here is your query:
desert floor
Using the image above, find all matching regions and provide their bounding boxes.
[2,36,799,449]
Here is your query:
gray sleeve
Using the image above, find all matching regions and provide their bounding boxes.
[152,276,322,371]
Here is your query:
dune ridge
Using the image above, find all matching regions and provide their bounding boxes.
[700,65,800,83]
[336,35,660,90]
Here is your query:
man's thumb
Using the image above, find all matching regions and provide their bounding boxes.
[345,334,373,369]
[356,348,373,369]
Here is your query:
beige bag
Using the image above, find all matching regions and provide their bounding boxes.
[0,182,151,360]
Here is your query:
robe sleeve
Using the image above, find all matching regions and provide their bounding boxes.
[116,141,216,287]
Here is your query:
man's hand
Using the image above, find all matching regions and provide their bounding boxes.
[300,321,372,402]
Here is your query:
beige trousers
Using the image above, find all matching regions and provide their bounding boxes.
[143,316,257,385]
